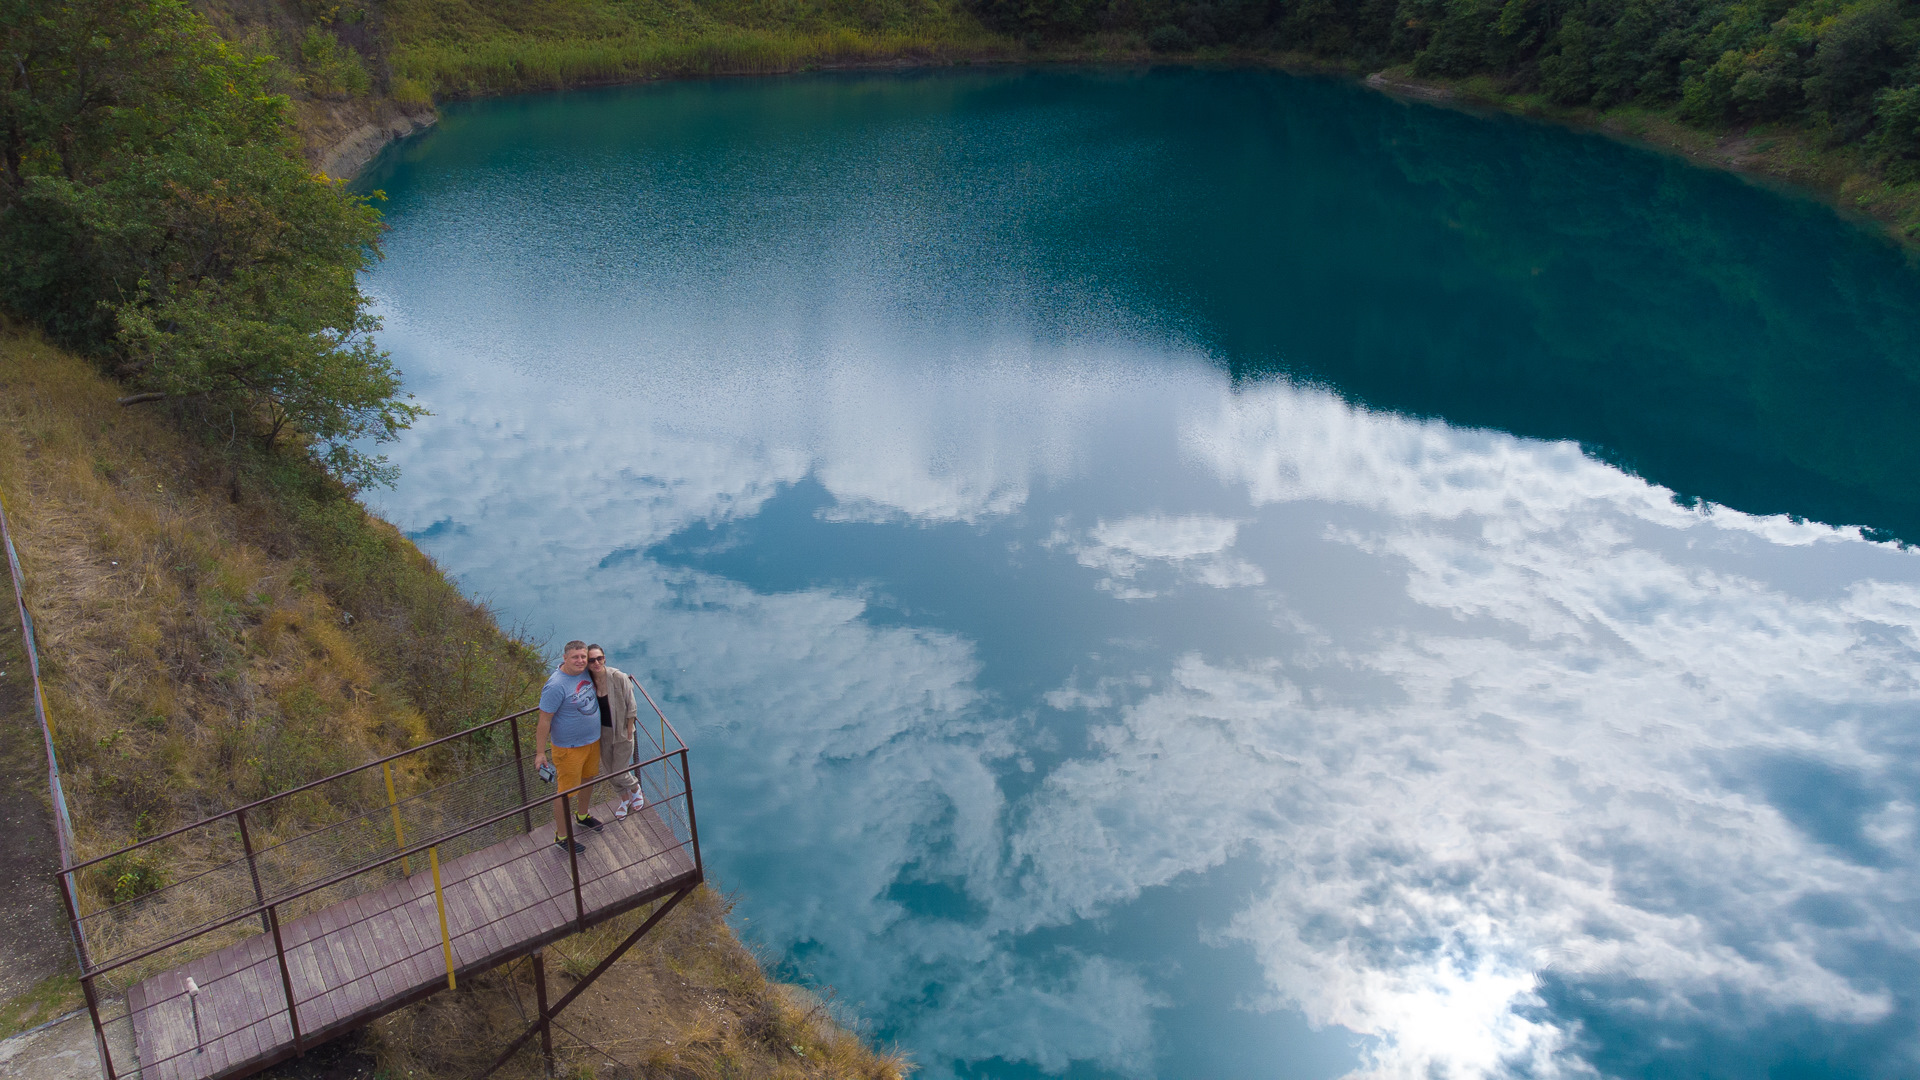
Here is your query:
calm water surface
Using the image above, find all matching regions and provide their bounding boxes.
[357,68,1920,1079]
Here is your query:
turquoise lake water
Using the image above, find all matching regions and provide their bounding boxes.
[356,67,1920,1079]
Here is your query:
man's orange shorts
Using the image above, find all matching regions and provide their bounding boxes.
[552,741,599,800]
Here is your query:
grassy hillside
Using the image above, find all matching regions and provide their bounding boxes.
[0,324,536,856]
[0,324,907,1079]
[384,0,1007,97]
[189,0,1008,153]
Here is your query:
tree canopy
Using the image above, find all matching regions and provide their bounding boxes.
[0,0,419,489]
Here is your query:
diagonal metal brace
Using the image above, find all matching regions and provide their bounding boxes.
[479,885,695,1078]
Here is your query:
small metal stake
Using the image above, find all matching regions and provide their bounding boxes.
[384,761,411,876]
[186,977,203,1054]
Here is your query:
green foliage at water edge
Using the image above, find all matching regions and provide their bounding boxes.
[970,0,1920,229]
[0,0,421,488]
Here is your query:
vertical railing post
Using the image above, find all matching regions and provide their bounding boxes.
[564,804,584,930]
[531,950,554,1076]
[236,807,271,934]
[511,714,532,833]
[55,867,90,976]
[679,748,702,882]
[58,865,92,973]
[59,871,116,1080]
[78,971,114,1080]
[266,904,304,1056]
[429,846,457,991]
[631,674,667,757]
[383,761,411,876]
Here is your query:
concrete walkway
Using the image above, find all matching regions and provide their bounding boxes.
[0,563,71,1003]
[0,556,88,1080]
[0,1012,105,1080]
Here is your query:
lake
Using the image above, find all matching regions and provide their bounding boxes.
[356,67,1920,1079]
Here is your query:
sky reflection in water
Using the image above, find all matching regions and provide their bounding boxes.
[358,69,1920,1078]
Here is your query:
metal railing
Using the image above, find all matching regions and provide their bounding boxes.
[63,684,701,1080]
[0,490,79,876]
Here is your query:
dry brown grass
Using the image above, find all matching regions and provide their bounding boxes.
[366,886,912,1080]
[0,325,418,863]
[0,322,545,864]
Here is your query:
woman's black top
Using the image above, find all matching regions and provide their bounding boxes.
[597,694,611,727]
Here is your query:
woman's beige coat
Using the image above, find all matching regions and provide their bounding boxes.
[595,664,639,739]
[593,664,643,800]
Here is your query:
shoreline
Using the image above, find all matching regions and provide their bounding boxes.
[320,108,440,180]
[1359,66,1920,248]
[327,52,1919,246]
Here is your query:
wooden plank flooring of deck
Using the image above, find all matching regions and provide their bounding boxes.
[127,801,697,1080]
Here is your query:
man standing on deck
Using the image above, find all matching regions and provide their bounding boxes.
[534,640,603,853]
[585,644,647,820]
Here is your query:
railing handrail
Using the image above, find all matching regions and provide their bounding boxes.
[74,745,694,978]
[73,748,535,923]
[72,703,629,868]
[73,669,693,873]
[628,673,689,755]
[64,705,554,872]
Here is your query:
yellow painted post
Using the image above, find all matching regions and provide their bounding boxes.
[429,846,456,991]
[383,761,410,876]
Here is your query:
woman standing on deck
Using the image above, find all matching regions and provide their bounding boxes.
[585,645,646,819]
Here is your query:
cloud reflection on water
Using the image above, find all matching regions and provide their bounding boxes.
[366,323,1920,1077]
[353,65,1920,1079]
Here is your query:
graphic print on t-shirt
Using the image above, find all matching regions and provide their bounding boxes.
[541,669,605,748]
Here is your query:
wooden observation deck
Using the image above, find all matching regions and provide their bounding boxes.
[59,688,703,1080]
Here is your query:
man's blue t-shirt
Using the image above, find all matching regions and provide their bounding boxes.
[540,668,601,748]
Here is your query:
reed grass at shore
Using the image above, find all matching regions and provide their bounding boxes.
[379,0,1006,98]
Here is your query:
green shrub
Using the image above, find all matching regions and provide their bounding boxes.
[390,75,434,107]
[1874,83,1920,179]
[302,25,374,97]
[94,852,166,905]
[1147,23,1192,50]
[1804,0,1909,139]
[1539,16,1598,104]
[0,0,419,490]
